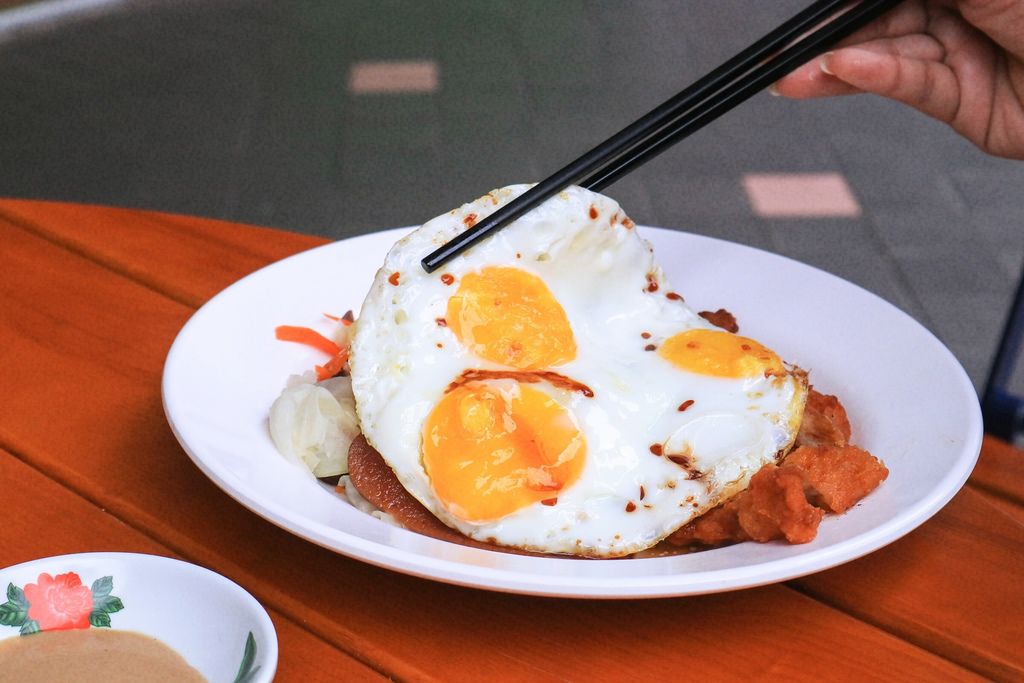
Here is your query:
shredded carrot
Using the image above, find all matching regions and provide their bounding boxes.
[275,325,341,356]
[315,349,349,381]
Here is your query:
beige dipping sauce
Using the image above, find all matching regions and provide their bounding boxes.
[0,628,207,683]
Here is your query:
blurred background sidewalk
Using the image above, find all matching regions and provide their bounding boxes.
[1,0,1021,395]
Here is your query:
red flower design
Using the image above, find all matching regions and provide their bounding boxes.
[23,572,93,630]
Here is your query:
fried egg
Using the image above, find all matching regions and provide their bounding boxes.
[349,184,807,557]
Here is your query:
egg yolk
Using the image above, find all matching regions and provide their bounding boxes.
[422,382,586,523]
[659,328,784,378]
[446,267,576,369]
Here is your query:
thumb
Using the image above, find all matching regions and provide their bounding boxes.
[955,0,1024,60]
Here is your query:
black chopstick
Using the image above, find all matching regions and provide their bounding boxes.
[422,0,902,273]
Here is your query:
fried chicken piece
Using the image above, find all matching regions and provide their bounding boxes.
[666,501,747,547]
[796,388,852,447]
[668,465,824,547]
[782,444,889,514]
[733,465,824,543]
[698,308,739,333]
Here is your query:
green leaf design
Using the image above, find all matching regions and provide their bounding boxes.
[89,611,112,628]
[91,576,114,601]
[19,619,39,636]
[233,631,261,683]
[0,601,28,627]
[7,583,27,608]
[93,595,124,614]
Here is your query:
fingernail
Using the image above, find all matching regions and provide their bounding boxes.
[767,83,781,96]
[819,52,834,75]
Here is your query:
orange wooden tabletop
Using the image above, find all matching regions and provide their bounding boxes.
[1,199,1021,682]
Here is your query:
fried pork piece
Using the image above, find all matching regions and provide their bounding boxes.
[796,388,852,447]
[698,308,739,333]
[783,444,889,513]
[666,500,747,546]
[734,465,824,543]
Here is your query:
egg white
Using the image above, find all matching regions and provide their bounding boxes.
[349,185,806,557]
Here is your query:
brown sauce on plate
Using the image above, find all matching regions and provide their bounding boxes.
[0,628,207,683]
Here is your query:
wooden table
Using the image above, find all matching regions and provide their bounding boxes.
[2,199,1021,682]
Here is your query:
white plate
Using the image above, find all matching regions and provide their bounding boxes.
[162,227,982,598]
[0,552,277,681]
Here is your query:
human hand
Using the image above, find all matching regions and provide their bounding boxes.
[772,0,1024,159]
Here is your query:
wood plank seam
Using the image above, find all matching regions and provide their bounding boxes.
[971,487,1024,527]
[967,479,1024,511]
[785,580,1014,681]
[0,209,199,310]
[0,446,403,682]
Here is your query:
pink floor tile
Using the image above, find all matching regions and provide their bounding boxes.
[348,60,439,94]
[743,172,861,217]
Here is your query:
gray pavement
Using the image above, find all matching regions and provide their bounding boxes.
[1,0,1021,396]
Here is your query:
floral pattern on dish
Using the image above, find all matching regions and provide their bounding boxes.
[0,571,124,635]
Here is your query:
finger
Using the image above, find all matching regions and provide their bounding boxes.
[770,4,933,99]
[822,44,961,123]
[770,60,862,98]
[957,0,1024,61]
[773,34,946,99]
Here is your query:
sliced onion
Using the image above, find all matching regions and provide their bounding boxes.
[269,375,359,477]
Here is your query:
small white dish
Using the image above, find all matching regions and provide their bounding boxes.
[163,227,983,598]
[0,552,277,682]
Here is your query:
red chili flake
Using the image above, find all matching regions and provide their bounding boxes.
[589,205,599,219]
[686,341,698,349]
[741,343,751,351]
[388,272,400,286]
[436,317,447,327]
[440,273,455,285]
[644,344,657,351]
[436,343,443,348]
[463,213,478,228]
[677,399,695,412]
[541,497,558,506]
[699,308,739,333]
[666,292,683,301]
[625,501,637,512]
[640,332,651,339]
[646,274,659,293]
[622,217,635,229]
[639,485,646,500]
[649,443,663,456]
